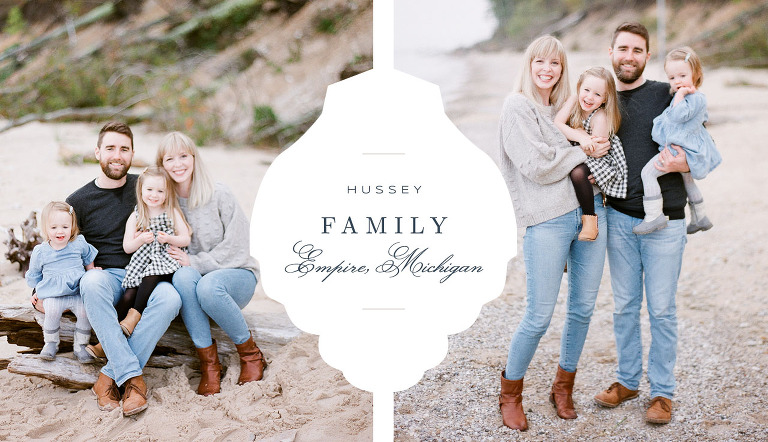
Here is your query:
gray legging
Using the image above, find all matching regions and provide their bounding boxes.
[641,152,702,203]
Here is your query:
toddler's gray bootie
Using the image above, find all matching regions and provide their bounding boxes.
[40,342,58,360]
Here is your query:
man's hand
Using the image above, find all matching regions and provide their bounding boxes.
[31,293,44,313]
[655,144,690,173]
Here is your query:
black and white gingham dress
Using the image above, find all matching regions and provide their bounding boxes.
[122,211,182,289]
[582,109,628,199]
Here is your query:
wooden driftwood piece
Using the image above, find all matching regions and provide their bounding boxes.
[0,305,302,389]
[3,211,43,275]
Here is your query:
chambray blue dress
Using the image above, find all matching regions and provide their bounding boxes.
[25,234,98,299]
[651,91,722,180]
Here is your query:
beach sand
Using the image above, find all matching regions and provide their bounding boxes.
[0,122,372,441]
[2,47,768,440]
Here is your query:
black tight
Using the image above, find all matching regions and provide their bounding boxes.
[115,274,173,318]
[570,164,595,216]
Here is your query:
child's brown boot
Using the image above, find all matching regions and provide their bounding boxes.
[578,214,598,241]
[120,308,142,337]
[86,342,106,359]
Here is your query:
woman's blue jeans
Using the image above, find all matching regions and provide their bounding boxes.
[173,266,257,348]
[505,194,607,380]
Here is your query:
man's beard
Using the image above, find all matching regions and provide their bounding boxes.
[100,159,129,180]
[613,59,645,84]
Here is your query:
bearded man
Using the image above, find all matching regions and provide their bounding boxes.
[592,22,691,425]
[66,121,182,417]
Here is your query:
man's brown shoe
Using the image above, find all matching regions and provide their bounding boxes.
[92,373,120,411]
[122,375,148,417]
[594,382,639,408]
[646,396,672,424]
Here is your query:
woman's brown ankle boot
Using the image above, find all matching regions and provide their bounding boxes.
[235,335,266,384]
[499,371,528,431]
[550,365,577,419]
[196,340,222,396]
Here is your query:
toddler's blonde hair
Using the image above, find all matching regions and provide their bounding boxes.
[40,201,79,242]
[665,46,703,89]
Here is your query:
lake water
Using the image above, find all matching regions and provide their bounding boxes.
[394,0,497,104]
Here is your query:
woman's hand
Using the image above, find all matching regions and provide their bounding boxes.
[588,136,610,158]
[168,245,190,266]
[577,134,594,153]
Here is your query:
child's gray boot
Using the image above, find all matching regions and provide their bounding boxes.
[40,329,59,360]
[633,196,667,235]
[687,200,713,234]
[73,329,96,364]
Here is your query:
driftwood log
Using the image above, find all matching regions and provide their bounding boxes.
[0,305,301,389]
[3,211,43,275]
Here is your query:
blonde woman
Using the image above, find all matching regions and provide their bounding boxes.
[156,132,263,396]
[498,35,609,430]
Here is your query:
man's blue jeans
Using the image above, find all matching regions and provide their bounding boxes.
[606,207,686,399]
[506,194,607,380]
[80,268,181,387]
[172,267,257,349]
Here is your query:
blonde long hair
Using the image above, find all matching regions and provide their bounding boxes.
[517,35,571,110]
[135,166,191,234]
[155,131,215,209]
[566,67,621,135]
[40,201,79,242]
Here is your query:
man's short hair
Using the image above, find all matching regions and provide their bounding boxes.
[612,22,650,52]
[97,121,134,149]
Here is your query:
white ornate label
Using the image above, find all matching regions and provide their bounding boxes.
[251,68,515,393]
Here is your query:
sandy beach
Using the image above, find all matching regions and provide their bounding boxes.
[393,50,768,440]
[0,122,372,441]
[2,44,768,440]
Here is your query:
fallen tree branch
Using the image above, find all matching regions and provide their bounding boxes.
[0,305,301,389]
[0,2,117,64]
[0,94,153,134]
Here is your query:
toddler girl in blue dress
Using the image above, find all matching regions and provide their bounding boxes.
[633,47,722,234]
[26,201,98,362]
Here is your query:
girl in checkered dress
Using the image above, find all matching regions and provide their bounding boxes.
[118,167,191,337]
[555,67,627,241]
